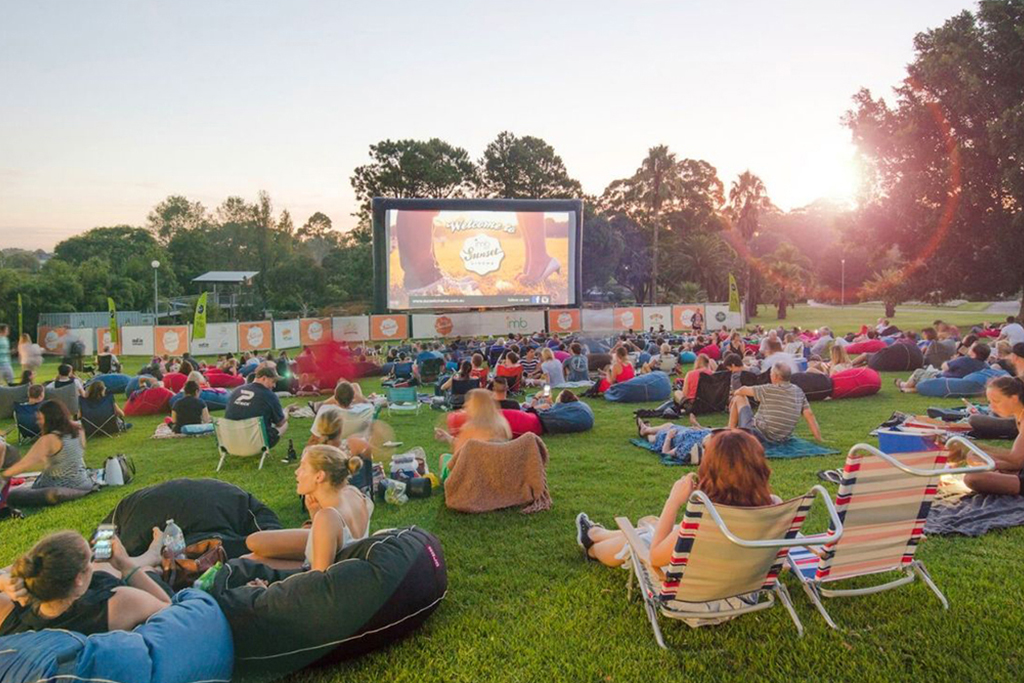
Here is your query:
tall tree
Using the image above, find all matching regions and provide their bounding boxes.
[297,212,340,266]
[762,242,812,319]
[674,232,735,301]
[476,132,583,198]
[727,171,774,317]
[146,196,210,243]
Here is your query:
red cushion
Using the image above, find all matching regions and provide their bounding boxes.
[162,372,188,393]
[207,373,245,389]
[501,409,543,437]
[698,344,720,360]
[830,368,882,400]
[845,340,887,355]
[446,409,542,438]
[124,387,175,416]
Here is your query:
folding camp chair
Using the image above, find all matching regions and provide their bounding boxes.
[786,436,995,629]
[446,378,479,410]
[616,485,842,647]
[14,402,41,444]
[81,394,121,438]
[386,386,421,417]
[214,416,270,471]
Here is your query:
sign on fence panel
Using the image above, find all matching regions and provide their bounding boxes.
[332,316,370,342]
[705,304,743,330]
[189,323,238,355]
[672,304,706,331]
[642,307,673,332]
[36,326,68,355]
[300,318,332,345]
[96,327,121,355]
[613,307,643,331]
[370,315,409,341]
[239,321,273,351]
[547,309,581,333]
[154,326,189,356]
[273,320,300,349]
[411,311,546,338]
[581,308,614,332]
[66,328,95,356]
[121,326,155,356]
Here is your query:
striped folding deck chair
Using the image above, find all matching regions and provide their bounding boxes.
[786,436,995,629]
[616,485,841,648]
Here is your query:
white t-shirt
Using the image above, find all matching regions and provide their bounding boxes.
[761,353,800,373]
[312,403,374,439]
[1001,323,1024,346]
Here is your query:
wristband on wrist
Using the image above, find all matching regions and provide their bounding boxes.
[122,566,142,585]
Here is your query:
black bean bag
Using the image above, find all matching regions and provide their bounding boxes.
[790,372,834,401]
[103,478,282,558]
[588,353,612,372]
[968,414,1019,440]
[213,526,447,676]
[867,342,924,372]
[740,369,772,387]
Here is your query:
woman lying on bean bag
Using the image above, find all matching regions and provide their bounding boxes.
[531,390,595,434]
[124,377,175,416]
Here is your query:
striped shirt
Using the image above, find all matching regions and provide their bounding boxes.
[751,382,809,443]
[520,358,540,376]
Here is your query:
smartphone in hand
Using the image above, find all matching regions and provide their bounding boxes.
[92,524,116,561]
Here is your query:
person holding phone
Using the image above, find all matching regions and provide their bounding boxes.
[0,528,172,635]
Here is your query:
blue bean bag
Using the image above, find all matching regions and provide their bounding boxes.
[0,589,234,683]
[604,372,672,403]
[169,388,230,412]
[679,351,697,364]
[537,401,595,434]
[917,367,1008,398]
[88,373,131,395]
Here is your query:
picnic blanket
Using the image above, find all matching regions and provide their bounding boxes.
[152,423,215,439]
[445,433,551,514]
[630,432,837,464]
[924,488,1024,537]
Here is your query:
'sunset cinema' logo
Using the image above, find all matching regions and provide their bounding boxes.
[460,234,504,276]
[247,325,265,348]
[435,316,454,336]
[379,318,399,338]
[620,311,636,328]
[556,312,573,330]
[308,321,323,341]
[162,330,180,353]
[44,330,60,351]
[649,313,664,325]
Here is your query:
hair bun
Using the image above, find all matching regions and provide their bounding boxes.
[347,456,363,476]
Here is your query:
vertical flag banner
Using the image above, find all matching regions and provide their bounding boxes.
[728,273,741,313]
[17,294,23,339]
[193,292,208,340]
[107,297,118,345]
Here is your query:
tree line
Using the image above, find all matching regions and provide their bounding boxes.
[1,1,1020,336]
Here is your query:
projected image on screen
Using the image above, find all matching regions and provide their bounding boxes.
[386,209,575,309]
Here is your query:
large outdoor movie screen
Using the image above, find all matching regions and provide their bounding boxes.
[372,198,582,311]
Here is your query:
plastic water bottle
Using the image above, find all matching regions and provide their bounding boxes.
[163,519,186,559]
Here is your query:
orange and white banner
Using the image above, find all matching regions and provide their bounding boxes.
[672,305,706,331]
[154,326,189,356]
[300,318,332,345]
[37,326,69,356]
[96,327,121,355]
[612,307,643,331]
[547,309,581,333]
[239,321,273,351]
[370,315,409,341]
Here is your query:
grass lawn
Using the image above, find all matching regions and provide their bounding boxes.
[3,345,1023,682]
[749,302,1005,333]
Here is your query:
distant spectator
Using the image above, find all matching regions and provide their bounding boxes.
[48,365,85,398]
[0,324,12,385]
[225,366,288,447]
[170,380,209,433]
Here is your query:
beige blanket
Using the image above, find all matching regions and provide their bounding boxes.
[445,433,552,514]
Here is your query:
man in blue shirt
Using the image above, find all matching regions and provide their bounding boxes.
[0,325,12,385]
[942,343,990,378]
[225,365,288,447]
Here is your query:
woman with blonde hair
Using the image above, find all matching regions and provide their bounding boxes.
[244,444,374,571]
[809,344,851,376]
[575,430,777,568]
[435,388,512,455]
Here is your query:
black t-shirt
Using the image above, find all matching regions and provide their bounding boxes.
[498,398,521,410]
[225,383,285,443]
[172,395,207,432]
[1,571,120,636]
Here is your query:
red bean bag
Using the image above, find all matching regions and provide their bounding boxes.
[124,386,175,416]
[446,409,543,438]
[745,343,760,355]
[830,368,882,400]
[698,344,721,361]
[161,372,188,393]
[845,340,887,355]
[207,372,245,389]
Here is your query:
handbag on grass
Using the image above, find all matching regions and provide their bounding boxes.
[162,539,228,591]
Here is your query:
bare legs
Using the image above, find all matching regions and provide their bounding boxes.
[728,395,751,429]
[963,471,1022,496]
[585,516,660,568]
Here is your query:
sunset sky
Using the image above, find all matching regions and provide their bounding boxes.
[0,0,975,250]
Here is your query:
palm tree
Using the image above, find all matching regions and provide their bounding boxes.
[679,232,735,300]
[634,146,684,303]
[763,242,811,319]
[728,171,774,317]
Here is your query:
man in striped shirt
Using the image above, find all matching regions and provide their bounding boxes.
[728,362,822,444]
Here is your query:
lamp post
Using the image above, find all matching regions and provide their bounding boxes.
[841,258,846,307]
[151,260,160,321]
